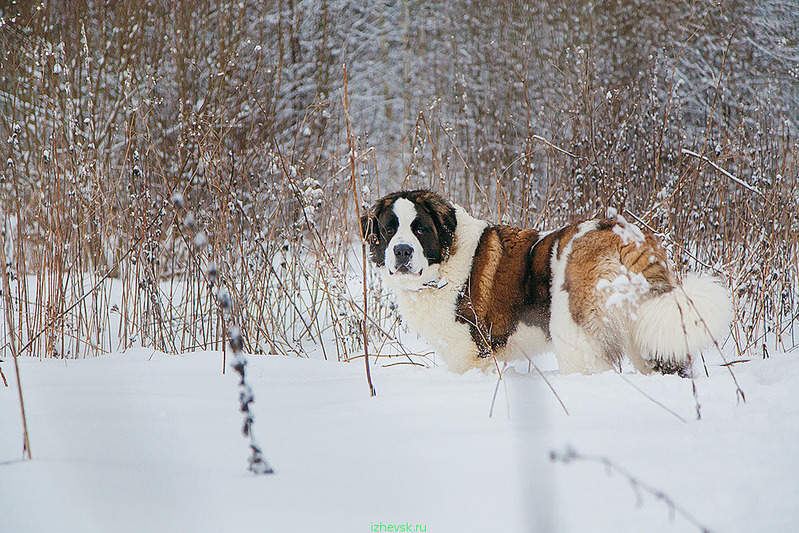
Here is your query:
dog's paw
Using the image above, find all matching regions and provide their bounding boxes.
[652,357,692,378]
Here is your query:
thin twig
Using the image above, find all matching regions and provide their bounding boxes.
[531,135,579,158]
[1,220,31,459]
[488,362,508,418]
[524,353,570,416]
[677,283,746,403]
[342,63,376,397]
[719,359,750,367]
[551,446,713,533]
[681,149,764,198]
[614,370,687,424]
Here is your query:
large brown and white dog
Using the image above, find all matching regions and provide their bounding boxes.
[361,190,731,375]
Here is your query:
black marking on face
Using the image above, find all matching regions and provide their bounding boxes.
[409,206,444,264]
[361,206,396,267]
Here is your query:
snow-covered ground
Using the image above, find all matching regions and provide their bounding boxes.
[2,347,798,532]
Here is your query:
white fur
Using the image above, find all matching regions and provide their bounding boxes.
[388,205,489,373]
[548,221,614,374]
[505,323,552,362]
[632,274,731,362]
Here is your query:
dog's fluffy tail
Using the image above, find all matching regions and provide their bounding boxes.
[633,274,731,363]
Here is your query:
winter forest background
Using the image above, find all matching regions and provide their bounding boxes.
[1,2,798,532]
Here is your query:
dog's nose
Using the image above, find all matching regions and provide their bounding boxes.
[394,244,413,264]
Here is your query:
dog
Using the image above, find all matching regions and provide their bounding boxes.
[360,190,731,375]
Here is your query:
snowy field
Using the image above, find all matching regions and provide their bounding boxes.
[2,346,798,532]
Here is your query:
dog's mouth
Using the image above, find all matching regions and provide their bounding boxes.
[390,264,422,277]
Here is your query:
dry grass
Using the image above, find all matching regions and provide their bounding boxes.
[0,1,796,371]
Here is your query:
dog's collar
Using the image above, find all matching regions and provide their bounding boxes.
[415,278,449,291]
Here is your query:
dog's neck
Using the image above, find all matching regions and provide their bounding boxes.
[435,204,488,290]
[390,205,488,370]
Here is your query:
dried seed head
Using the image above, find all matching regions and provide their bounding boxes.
[193,231,208,249]
[171,192,185,209]
[216,287,232,310]
[228,325,244,353]
[206,261,219,284]
[183,212,196,230]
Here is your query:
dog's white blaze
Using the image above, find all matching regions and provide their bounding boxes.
[548,221,614,374]
[384,198,428,276]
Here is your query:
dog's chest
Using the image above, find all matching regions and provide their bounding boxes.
[395,286,478,365]
[396,285,552,371]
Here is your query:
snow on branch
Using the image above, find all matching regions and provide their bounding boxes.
[681,149,765,198]
[228,325,275,475]
[179,200,274,475]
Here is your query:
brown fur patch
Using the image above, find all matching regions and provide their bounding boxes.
[566,224,673,309]
[562,220,676,363]
[456,226,545,356]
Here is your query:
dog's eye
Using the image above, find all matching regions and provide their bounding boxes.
[384,226,396,237]
[413,226,427,236]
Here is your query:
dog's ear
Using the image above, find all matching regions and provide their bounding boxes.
[360,201,387,266]
[422,192,457,253]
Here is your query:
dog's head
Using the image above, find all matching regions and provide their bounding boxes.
[360,190,457,290]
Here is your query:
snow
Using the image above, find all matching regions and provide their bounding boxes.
[596,268,650,313]
[2,348,799,532]
[612,215,647,245]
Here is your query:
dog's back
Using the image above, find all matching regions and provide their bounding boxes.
[547,215,730,374]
